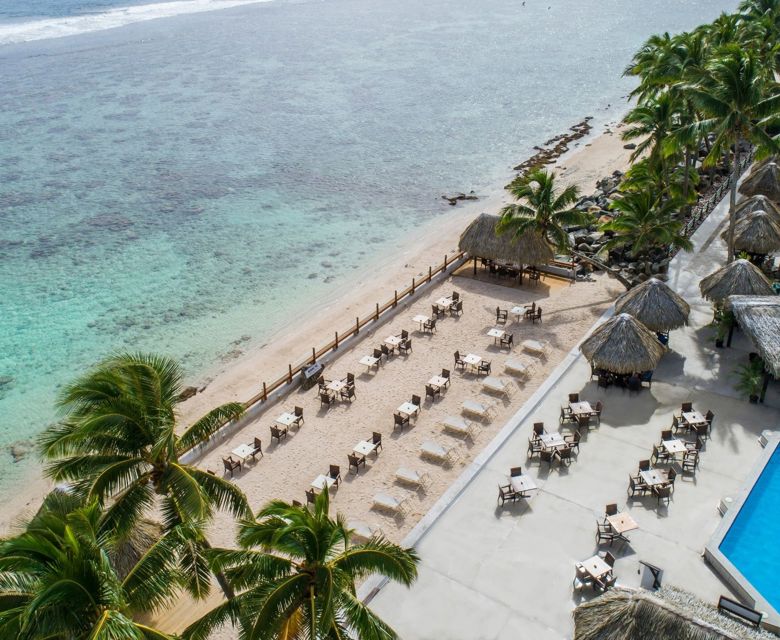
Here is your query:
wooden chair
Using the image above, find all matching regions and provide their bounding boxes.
[671,415,684,434]
[694,423,710,440]
[348,453,366,474]
[500,333,514,349]
[372,432,383,453]
[496,307,508,324]
[682,451,699,475]
[651,444,671,465]
[393,412,410,431]
[638,459,650,472]
[381,344,392,359]
[340,385,356,402]
[451,299,463,315]
[532,307,543,324]
[222,456,241,478]
[454,351,466,371]
[596,521,617,545]
[568,393,579,403]
[293,406,304,427]
[577,414,591,432]
[605,503,618,517]
[409,394,420,410]
[665,467,677,492]
[685,437,704,453]
[681,402,693,413]
[653,484,672,506]
[328,465,342,487]
[441,369,451,387]
[627,474,649,497]
[373,348,384,361]
[319,391,334,408]
[555,447,573,466]
[539,450,554,467]
[604,551,616,567]
[452,291,460,301]
[498,484,518,506]
[431,304,444,318]
[398,338,413,354]
[270,425,288,443]
[306,489,316,506]
[423,317,437,333]
[533,422,545,436]
[249,438,263,461]
[527,436,543,458]
[564,431,581,454]
[595,573,617,592]
[705,409,715,429]
[560,406,574,424]
[660,430,672,442]
[425,384,440,401]
[477,360,491,375]
[401,330,409,340]
[591,401,603,424]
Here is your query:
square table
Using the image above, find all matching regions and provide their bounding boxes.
[353,441,375,457]
[509,474,538,496]
[661,438,687,456]
[607,512,639,535]
[275,412,297,427]
[510,306,526,321]
[231,443,255,461]
[581,555,612,579]
[311,474,336,491]
[359,355,379,370]
[569,401,593,417]
[385,335,402,348]
[413,314,430,329]
[436,297,453,309]
[682,411,706,427]
[522,339,547,355]
[428,375,448,389]
[463,353,482,368]
[327,379,346,392]
[640,469,667,486]
[397,402,419,417]
[487,328,505,344]
[539,432,566,450]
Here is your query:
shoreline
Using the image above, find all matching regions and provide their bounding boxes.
[0,113,633,535]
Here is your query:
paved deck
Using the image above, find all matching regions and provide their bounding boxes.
[364,188,780,638]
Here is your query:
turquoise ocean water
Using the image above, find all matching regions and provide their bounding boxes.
[0,0,737,491]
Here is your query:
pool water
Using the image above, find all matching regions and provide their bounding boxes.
[720,445,780,613]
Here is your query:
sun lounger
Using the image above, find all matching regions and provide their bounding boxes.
[505,358,531,378]
[372,493,408,516]
[482,376,512,396]
[420,440,458,465]
[395,467,431,489]
[348,520,383,543]
[462,399,494,420]
[440,415,476,439]
[522,339,549,357]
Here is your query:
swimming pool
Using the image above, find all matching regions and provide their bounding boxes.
[706,437,780,625]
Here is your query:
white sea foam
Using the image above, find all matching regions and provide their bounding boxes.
[0,0,271,45]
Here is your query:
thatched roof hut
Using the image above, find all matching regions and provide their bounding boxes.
[738,162,780,201]
[721,210,780,255]
[574,588,772,640]
[580,313,666,374]
[735,195,780,223]
[615,278,690,332]
[699,259,775,302]
[727,295,780,378]
[458,213,554,265]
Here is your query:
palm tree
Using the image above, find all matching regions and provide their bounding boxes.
[0,494,181,639]
[496,169,588,252]
[684,45,780,260]
[38,352,250,598]
[622,91,681,186]
[184,491,419,640]
[601,189,693,256]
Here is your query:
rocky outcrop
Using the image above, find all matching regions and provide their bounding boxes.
[441,192,479,206]
[512,118,593,174]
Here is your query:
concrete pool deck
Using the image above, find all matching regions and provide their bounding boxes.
[362,185,780,638]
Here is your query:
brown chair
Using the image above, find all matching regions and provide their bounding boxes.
[605,503,618,517]
[682,451,699,475]
[441,369,451,388]
[596,521,617,546]
[373,348,384,361]
[524,302,536,318]
[660,430,672,442]
[372,432,383,453]
[398,338,413,354]
[564,431,581,454]
[292,499,303,507]
[510,466,523,477]
[685,437,704,453]
[651,444,671,465]
[577,414,591,432]
[604,551,616,567]
[555,447,573,466]
[666,467,677,492]
[320,391,334,408]
[270,425,288,444]
[500,333,514,348]
[340,385,356,402]
[694,423,710,440]
[653,484,672,506]
[293,406,304,427]
[628,474,649,497]
[306,489,316,506]
[671,415,684,433]
[328,465,342,487]
[222,456,241,477]
[496,307,508,324]
[451,299,464,315]
[477,360,491,375]
[423,317,437,333]
[539,450,554,466]
[452,291,460,301]
[638,460,650,472]
[393,412,410,431]
[454,351,466,371]
[498,484,518,506]
[425,384,440,401]
[591,401,603,424]
[408,395,421,411]
[532,307,542,324]
[432,304,444,318]
[348,453,366,474]
[705,409,715,429]
[533,422,545,436]
[560,406,575,424]
[346,373,355,385]
[381,344,392,359]
[595,573,617,592]
[249,438,263,461]
[401,330,409,340]
[681,402,693,413]
[527,436,542,457]
[568,393,580,403]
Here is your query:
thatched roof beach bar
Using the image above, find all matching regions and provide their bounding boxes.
[721,210,780,256]
[735,195,780,223]
[699,259,775,303]
[614,278,690,336]
[738,161,780,202]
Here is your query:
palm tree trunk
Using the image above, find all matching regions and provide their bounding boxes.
[682,148,691,206]
[200,537,235,600]
[569,249,633,289]
[727,138,740,263]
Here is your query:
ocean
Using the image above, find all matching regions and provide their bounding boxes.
[0,0,737,491]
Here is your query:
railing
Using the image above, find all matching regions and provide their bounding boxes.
[668,150,755,258]
[241,250,466,409]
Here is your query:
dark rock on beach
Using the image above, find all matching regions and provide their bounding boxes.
[441,191,479,206]
[178,386,198,401]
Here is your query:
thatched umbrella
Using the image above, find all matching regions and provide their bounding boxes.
[721,209,780,255]
[458,213,554,266]
[727,295,780,380]
[574,589,748,640]
[580,313,666,374]
[614,278,690,332]
[738,161,780,201]
[735,195,780,222]
[699,259,775,302]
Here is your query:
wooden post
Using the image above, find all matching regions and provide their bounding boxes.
[356,317,360,334]
[375,303,379,321]
[444,254,448,269]
[727,323,735,347]
[288,364,293,384]
[312,347,316,363]
[394,290,398,307]
[760,371,770,403]
[473,256,477,275]
[334,331,339,349]
[262,382,267,402]
[411,277,415,294]
[429,266,432,282]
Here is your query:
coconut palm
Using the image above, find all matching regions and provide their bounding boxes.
[601,189,692,256]
[622,91,681,184]
[496,169,588,252]
[0,495,181,639]
[684,45,780,260]
[38,352,250,598]
[184,491,419,640]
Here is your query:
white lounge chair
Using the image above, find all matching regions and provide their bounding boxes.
[440,415,476,439]
[522,339,550,357]
[482,376,512,396]
[395,467,431,489]
[420,440,457,465]
[505,358,531,378]
[372,493,408,516]
[462,399,494,420]
[348,520,383,543]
